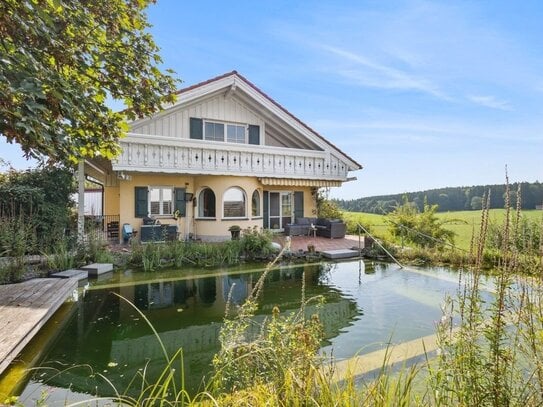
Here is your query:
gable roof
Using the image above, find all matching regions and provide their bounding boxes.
[175,71,362,170]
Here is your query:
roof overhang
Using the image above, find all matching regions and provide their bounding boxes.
[131,71,363,173]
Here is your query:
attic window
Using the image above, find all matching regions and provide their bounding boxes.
[191,118,260,145]
[227,124,245,143]
[204,121,245,143]
[205,122,225,142]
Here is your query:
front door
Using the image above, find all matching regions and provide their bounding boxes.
[268,192,292,230]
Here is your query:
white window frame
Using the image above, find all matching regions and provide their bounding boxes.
[203,120,247,144]
[148,186,174,216]
[223,186,247,219]
[197,187,216,219]
[251,189,261,218]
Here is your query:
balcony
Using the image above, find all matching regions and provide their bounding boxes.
[112,133,350,181]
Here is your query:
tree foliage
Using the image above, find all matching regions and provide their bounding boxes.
[316,188,343,220]
[335,181,543,213]
[387,196,457,248]
[0,167,76,251]
[0,0,178,164]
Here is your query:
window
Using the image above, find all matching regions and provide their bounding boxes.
[203,120,247,143]
[204,122,224,142]
[227,124,245,143]
[223,187,246,218]
[198,188,216,218]
[252,190,260,217]
[149,187,173,216]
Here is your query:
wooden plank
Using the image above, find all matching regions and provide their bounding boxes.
[0,278,77,376]
[0,279,75,365]
[0,280,56,329]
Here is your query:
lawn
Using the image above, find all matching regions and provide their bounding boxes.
[343,209,542,251]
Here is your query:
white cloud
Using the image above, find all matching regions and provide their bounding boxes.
[467,95,512,111]
[316,45,453,101]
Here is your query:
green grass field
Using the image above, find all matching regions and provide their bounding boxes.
[343,209,542,251]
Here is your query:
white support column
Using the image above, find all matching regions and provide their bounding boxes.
[77,161,85,242]
[185,197,192,239]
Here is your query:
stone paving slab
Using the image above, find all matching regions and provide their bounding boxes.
[80,263,113,277]
[321,249,360,259]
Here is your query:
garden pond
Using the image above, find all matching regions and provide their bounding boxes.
[7,259,494,404]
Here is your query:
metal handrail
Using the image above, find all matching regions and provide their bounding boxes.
[356,222,403,269]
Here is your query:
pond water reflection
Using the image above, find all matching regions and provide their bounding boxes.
[17,260,473,404]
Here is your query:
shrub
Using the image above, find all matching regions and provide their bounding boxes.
[0,167,75,252]
[240,227,273,260]
[387,196,459,248]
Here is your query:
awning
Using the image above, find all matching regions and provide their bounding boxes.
[259,178,343,187]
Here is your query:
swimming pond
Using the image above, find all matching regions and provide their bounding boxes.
[12,259,489,404]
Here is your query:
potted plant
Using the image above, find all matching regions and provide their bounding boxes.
[228,225,241,240]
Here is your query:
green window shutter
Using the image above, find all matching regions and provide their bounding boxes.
[174,188,186,217]
[294,191,304,221]
[248,125,260,145]
[135,187,148,218]
[263,191,269,228]
[190,118,203,140]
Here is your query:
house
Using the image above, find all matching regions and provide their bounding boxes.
[82,71,362,241]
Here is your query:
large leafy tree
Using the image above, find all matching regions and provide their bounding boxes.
[0,0,178,164]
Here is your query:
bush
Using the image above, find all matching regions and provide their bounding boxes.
[240,227,273,260]
[0,167,75,253]
[387,196,458,248]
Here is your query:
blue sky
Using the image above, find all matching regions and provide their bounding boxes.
[2,0,542,199]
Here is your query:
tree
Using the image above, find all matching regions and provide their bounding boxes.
[470,196,483,210]
[0,0,178,164]
[0,166,75,250]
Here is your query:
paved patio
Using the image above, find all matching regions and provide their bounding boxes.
[273,234,364,253]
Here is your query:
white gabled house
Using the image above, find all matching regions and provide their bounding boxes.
[83,71,362,241]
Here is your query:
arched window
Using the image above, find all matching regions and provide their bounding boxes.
[251,189,260,217]
[223,187,246,218]
[198,188,216,218]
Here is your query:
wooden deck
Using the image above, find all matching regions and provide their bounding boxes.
[0,278,77,376]
[274,234,363,253]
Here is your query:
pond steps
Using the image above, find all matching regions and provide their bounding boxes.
[50,263,114,281]
[80,263,113,277]
[0,278,78,376]
[50,269,88,281]
[321,249,360,259]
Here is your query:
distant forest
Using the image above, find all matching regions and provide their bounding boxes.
[334,182,543,214]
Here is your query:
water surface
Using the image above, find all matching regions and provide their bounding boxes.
[18,260,472,404]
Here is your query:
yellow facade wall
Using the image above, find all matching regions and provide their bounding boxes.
[103,186,120,216]
[103,172,318,241]
[193,175,263,240]
[117,173,193,240]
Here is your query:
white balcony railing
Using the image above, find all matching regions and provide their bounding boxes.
[112,134,349,180]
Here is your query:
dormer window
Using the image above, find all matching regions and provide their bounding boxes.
[190,117,260,145]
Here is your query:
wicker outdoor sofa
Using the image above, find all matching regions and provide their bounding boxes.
[284,217,347,239]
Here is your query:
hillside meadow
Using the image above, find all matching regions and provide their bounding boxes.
[343,209,542,251]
